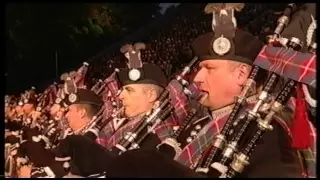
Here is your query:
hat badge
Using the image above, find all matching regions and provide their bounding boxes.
[36,106,42,112]
[213,35,231,56]
[55,98,62,104]
[18,101,23,106]
[128,68,141,81]
[68,93,77,103]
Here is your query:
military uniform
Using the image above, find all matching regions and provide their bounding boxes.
[5,91,40,177]
[97,43,188,152]
[174,3,304,178]
[23,88,111,177]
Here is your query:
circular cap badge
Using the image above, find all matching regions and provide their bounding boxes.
[213,35,231,56]
[18,101,24,106]
[68,93,77,103]
[128,68,141,81]
[55,98,62,104]
[36,106,42,112]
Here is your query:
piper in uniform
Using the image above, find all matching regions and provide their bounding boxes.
[16,88,115,177]
[104,3,310,178]
[172,3,305,178]
[96,43,185,151]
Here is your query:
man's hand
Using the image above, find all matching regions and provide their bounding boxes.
[17,165,32,178]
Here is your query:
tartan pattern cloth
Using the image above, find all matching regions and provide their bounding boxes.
[188,82,205,102]
[37,84,57,108]
[47,84,58,106]
[175,94,258,168]
[104,114,177,149]
[101,72,120,120]
[167,79,190,124]
[96,71,123,147]
[175,94,315,178]
[254,45,316,88]
[96,78,192,148]
[74,63,89,88]
[58,117,70,131]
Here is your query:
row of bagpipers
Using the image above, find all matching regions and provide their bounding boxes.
[5,3,317,178]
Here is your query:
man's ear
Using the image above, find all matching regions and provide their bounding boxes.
[234,64,251,86]
[146,87,158,103]
[79,107,87,119]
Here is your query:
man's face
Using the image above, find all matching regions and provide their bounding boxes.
[50,104,61,117]
[23,103,34,115]
[65,104,82,131]
[119,84,153,118]
[5,105,10,115]
[15,105,23,114]
[194,60,242,110]
[56,107,66,120]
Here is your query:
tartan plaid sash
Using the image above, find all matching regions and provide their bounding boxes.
[97,78,192,148]
[175,94,316,177]
[104,114,176,149]
[175,95,258,168]
[254,45,316,88]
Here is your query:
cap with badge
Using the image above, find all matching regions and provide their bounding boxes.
[192,3,264,65]
[117,43,168,88]
[65,88,103,107]
[18,87,38,106]
[54,72,79,109]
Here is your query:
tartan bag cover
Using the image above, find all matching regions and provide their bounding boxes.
[101,71,120,120]
[254,45,316,88]
[74,63,89,89]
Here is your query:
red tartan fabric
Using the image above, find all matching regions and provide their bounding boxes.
[167,79,190,124]
[175,98,257,168]
[74,64,89,88]
[254,45,316,88]
[101,72,120,119]
[96,76,192,148]
[175,95,316,177]
[104,114,177,149]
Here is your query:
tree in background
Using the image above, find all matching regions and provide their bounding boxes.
[6,3,160,94]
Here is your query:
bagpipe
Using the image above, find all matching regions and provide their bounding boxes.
[192,3,316,178]
[4,62,91,177]
[110,56,200,156]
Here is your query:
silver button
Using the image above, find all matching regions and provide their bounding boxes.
[229,129,234,135]
[186,137,193,143]
[195,125,201,130]
[191,130,197,136]
[173,126,179,132]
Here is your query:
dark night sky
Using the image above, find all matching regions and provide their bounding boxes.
[5,3,181,95]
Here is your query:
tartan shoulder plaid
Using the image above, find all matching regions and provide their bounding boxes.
[254,45,316,88]
[176,96,313,177]
[174,98,257,168]
[97,78,193,148]
[104,114,176,149]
